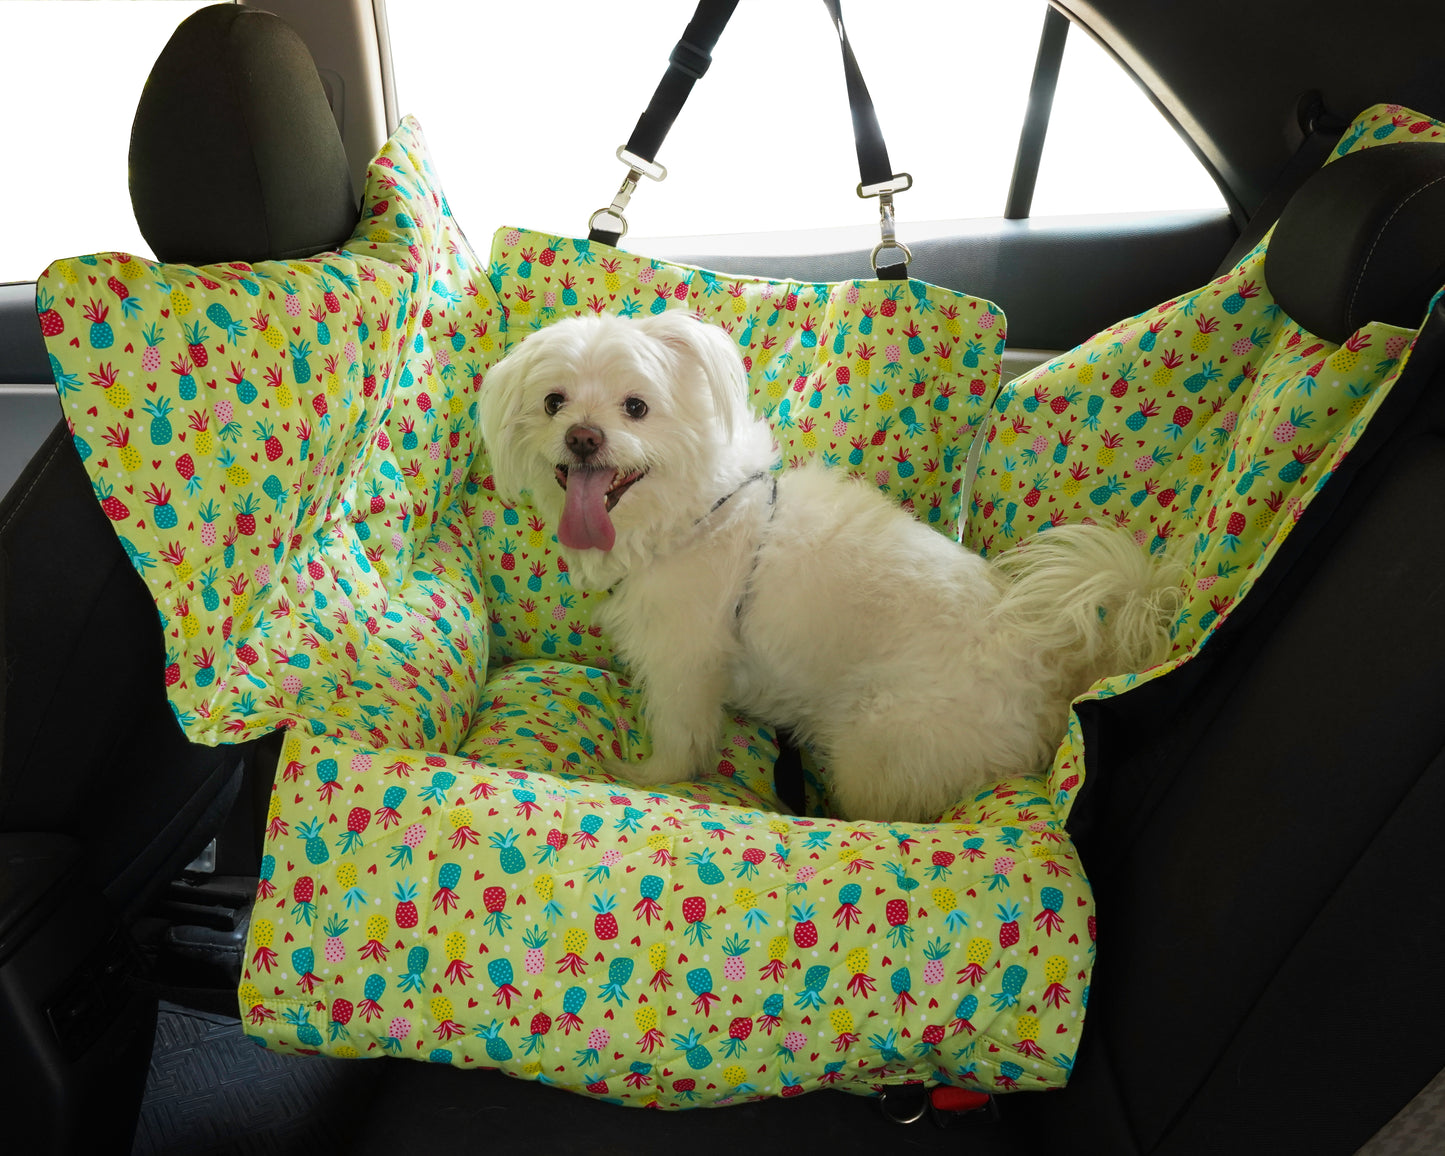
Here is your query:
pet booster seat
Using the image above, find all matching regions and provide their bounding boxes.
[32,1,1445,1109]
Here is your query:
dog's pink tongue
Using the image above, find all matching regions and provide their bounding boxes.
[558,467,617,552]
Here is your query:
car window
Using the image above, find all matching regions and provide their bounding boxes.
[387,0,1224,254]
[1031,22,1225,215]
[0,1,214,284]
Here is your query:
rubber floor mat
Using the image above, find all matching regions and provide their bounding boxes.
[133,1005,1029,1156]
[133,1003,387,1156]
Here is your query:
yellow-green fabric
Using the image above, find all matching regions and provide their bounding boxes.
[36,102,1443,1109]
[959,103,1443,818]
[39,116,1099,1106]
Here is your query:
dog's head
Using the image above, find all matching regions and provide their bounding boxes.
[479,311,762,561]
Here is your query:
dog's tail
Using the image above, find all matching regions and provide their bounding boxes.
[989,523,1183,692]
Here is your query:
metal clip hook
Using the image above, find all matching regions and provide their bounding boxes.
[589,147,668,242]
[858,173,913,275]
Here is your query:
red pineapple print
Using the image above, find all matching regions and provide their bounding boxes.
[681,896,708,926]
[996,901,1021,948]
[791,902,818,948]
[36,289,64,336]
[393,880,419,929]
[94,480,129,521]
[591,892,619,940]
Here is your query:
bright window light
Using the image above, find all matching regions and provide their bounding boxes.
[389,1,1224,253]
[1031,22,1226,215]
[0,1,213,284]
[388,0,1040,251]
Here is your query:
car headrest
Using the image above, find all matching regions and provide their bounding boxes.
[128,4,357,266]
[1266,140,1445,344]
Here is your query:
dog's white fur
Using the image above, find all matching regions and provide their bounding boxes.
[480,311,1180,822]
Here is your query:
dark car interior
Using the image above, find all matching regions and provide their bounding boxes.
[2,1,1444,1152]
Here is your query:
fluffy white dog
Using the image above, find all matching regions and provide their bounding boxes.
[480,311,1179,822]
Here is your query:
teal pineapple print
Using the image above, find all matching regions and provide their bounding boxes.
[143,483,177,529]
[83,300,113,348]
[298,817,329,865]
[599,956,634,1005]
[205,301,247,343]
[477,1021,512,1063]
[488,828,526,874]
[1182,361,1223,394]
[310,303,332,345]
[556,985,587,1033]
[290,339,314,384]
[172,353,197,400]
[796,964,829,1010]
[229,362,257,405]
[687,847,725,885]
[143,398,174,445]
[281,1005,323,1048]
[673,1027,713,1070]
[989,962,1029,1010]
[686,967,720,1015]
[1222,278,1259,314]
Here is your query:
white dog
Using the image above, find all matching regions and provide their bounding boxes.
[479,311,1179,822]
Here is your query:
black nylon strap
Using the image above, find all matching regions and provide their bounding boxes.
[622,0,739,166]
[589,0,908,278]
[821,0,894,191]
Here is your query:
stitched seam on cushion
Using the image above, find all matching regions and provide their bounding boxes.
[1346,170,1445,333]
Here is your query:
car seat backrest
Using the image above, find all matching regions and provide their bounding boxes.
[128,3,356,265]
[1265,139,1445,342]
[1,3,356,915]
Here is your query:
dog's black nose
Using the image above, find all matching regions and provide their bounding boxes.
[565,424,605,460]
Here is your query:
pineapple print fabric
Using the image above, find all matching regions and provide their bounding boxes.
[960,102,1445,820]
[42,102,1440,1110]
[37,116,1100,1106]
[480,230,1007,669]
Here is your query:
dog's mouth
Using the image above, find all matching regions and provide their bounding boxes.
[554,464,647,511]
[553,464,647,552]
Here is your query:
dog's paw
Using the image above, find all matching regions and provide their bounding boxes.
[609,753,698,787]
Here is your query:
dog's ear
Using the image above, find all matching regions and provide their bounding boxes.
[476,340,532,502]
[638,310,749,439]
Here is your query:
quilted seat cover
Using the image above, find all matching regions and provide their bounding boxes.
[32,104,1443,1108]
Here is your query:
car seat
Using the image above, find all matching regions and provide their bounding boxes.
[0,6,357,1151]
[1021,135,1445,1154]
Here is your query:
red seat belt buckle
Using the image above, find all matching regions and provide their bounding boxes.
[930,1086,992,1114]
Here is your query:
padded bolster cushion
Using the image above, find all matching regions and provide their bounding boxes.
[1266,140,1445,343]
[128,4,357,266]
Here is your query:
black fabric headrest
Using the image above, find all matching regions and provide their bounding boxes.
[129,4,357,266]
[1266,140,1445,344]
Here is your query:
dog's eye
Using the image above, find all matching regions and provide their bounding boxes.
[543,392,565,416]
[624,397,649,420]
